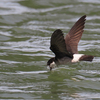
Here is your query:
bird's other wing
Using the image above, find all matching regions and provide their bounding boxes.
[65,15,86,54]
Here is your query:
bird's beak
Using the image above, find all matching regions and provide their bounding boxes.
[50,67,52,71]
[47,62,56,71]
[47,66,52,71]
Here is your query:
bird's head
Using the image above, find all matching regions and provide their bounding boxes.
[47,57,56,71]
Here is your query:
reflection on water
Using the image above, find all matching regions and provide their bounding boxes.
[0,0,100,99]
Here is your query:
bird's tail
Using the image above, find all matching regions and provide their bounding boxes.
[79,55,94,62]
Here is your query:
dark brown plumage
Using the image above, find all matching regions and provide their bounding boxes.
[65,15,86,54]
[50,29,73,59]
[47,15,94,70]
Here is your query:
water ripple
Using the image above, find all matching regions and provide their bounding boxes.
[0,0,100,99]
[0,0,73,15]
[78,0,100,4]
[75,75,100,81]
[79,70,100,75]
[0,71,48,74]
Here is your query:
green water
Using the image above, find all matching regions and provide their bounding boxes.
[0,0,100,99]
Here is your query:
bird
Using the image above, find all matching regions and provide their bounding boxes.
[47,15,94,71]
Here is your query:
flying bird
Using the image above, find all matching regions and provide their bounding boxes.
[47,15,94,71]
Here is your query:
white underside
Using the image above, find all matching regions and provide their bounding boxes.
[72,54,84,62]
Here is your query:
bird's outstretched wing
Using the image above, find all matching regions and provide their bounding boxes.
[50,29,73,59]
[65,15,86,54]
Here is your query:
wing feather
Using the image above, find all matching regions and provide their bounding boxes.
[65,15,86,54]
[50,29,72,58]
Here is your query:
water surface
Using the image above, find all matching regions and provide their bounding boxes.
[0,0,100,99]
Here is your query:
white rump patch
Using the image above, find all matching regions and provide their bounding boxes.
[72,54,84,62]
